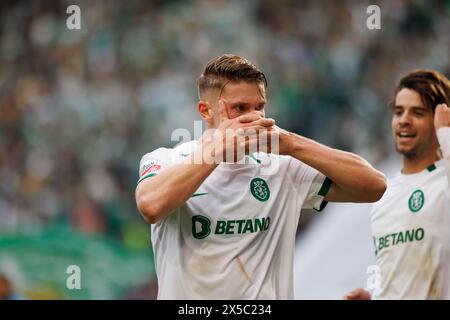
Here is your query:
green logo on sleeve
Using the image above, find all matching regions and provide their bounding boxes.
[192,215,211,239]
[250,178,270,202]
[408,189,424,213]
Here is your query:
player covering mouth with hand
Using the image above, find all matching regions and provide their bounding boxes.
[136,54,386,299]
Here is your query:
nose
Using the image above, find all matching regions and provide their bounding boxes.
[398,111,412,126]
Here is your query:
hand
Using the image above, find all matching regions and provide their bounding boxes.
[200,100,275,163]
[267,125,293,156]
[434,103,450,131]
[342,288,371,300]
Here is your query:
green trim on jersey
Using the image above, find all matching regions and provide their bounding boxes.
[137,174,208,198]
[314,200,328,212]
[427,164,436,172]
[248,154,261,164]
[191,192,208,198]
[137,173,157,185]
[313,177,332,212]
[318,177,332,196]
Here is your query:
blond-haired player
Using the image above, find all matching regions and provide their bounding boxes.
[136,54,386,299]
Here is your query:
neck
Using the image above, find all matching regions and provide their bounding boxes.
[402,152,438,174]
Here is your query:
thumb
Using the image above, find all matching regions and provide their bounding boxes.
[218,99,230,123]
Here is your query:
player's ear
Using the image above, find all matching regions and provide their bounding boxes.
[198,101,214,125]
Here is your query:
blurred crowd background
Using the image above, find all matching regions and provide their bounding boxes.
[1,0,449,299]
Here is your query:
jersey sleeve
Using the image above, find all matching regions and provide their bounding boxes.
[137,147,173,185]
[437,127,450,188]
[288,157,331,212]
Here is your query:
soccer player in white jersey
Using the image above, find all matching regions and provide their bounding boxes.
[344,70,450,300]
[135,54,386,299]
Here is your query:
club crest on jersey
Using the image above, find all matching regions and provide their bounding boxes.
[408,189,424,213]
[250,178,270,202]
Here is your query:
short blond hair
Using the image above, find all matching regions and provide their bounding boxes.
[197,54,267,99]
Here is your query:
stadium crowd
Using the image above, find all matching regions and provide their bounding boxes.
[1,0,449,298]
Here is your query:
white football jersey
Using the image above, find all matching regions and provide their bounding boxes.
[138,140,330,299]
[370,160,450,299]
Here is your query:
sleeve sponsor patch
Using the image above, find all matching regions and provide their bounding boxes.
[140,160,162,177]
[141,164,161,177]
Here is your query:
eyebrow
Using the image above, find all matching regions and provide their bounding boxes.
[230,102,266,108]
[394,105,428,111]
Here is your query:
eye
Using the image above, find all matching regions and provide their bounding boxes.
[235,105,246,112]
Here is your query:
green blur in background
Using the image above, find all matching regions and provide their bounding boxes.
[1,0,449,299]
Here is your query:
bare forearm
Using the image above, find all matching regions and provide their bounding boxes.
[136,149,217,223]
[286,132,386,201]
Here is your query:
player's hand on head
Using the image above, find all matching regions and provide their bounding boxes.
[434,103,450,130]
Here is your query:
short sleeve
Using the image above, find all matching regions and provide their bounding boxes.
[137,148,173,185]
[288,157,331,212]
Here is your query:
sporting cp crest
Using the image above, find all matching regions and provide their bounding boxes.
[250,178,270,202]
[408,189,424,213]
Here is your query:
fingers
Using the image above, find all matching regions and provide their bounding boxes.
[238,112,274,125]
[436,103,449,113]
[218,100,230,123]
[436,103,446,113]
[435,103,450,130]
[239,130,279,154]
[237,125,275,135]
[238,112,262,124]
[240,116,275,129]
[240,137,260,154]
[218,127,280,162]
[341,288,371,300]
[252,117,275,128]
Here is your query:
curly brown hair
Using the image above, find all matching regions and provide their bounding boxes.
[391,69,450,112]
